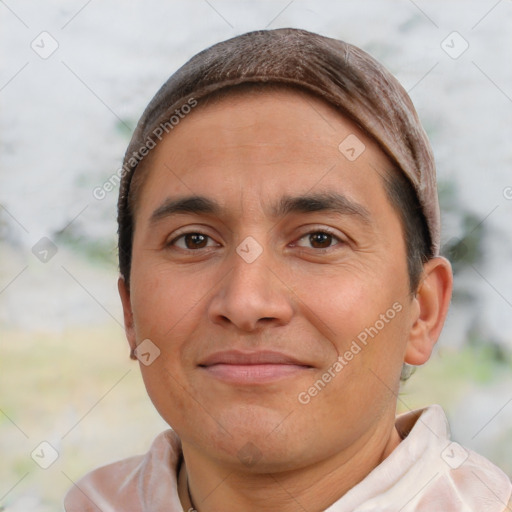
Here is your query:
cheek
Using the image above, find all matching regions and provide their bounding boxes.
[302,301,410,440]
[128,264,209,430]
[293,264,411,403]
[293,261,407,346]
[129,261,207,342]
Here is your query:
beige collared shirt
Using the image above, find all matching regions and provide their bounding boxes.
[64,405,512,511]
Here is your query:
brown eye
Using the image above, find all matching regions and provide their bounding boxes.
[309,232,333,248]
[295,230,341,250]
[171,232,216,250]
[184,233,208,249]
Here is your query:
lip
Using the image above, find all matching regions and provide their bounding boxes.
[199,350,313,384]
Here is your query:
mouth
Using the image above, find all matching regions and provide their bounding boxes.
[198,350,313,384]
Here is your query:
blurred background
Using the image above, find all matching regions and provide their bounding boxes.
[1,0,511,510]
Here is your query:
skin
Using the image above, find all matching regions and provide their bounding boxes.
[118,88,453,512]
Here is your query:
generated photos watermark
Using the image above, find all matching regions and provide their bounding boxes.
[93,97,198,200]
[298,301,403,404]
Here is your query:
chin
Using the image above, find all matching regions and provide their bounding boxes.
[185,405,321,471]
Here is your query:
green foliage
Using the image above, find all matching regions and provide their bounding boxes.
[115,118,136,139]
[54,226,117,268]
[439,179,484,272]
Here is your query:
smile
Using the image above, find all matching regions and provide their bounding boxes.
[198,350,313,384]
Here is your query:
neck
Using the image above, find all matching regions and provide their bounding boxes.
[177,416,402,512]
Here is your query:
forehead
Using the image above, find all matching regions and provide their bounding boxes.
[176,85,369,151]
[131,87,394,219]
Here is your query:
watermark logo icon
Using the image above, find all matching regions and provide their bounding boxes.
[236,236,263,264]
[134,338,161,366]
[441,31,469,59]
[32,237,58,263]
[441,441,469,469]
[31,441,59,469]
[31,31,59,59]
[338,134,366,161]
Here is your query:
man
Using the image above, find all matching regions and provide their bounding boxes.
[64,28,511,511]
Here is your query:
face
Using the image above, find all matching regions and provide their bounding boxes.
[122,88,419,472]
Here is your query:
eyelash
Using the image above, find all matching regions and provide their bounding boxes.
[293,228,344,251]
[167,228,344,252]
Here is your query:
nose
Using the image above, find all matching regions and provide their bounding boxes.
[207,245,294,332]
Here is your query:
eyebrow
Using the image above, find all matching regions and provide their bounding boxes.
[150,196,220,223]
[272,192,371,224]
[149,192,371,225]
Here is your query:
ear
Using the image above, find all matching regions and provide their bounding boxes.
[118,276,137,357]
[404,257,453,365]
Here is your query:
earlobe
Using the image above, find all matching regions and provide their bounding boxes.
[118,276,137,358]
[404,257,453,366]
